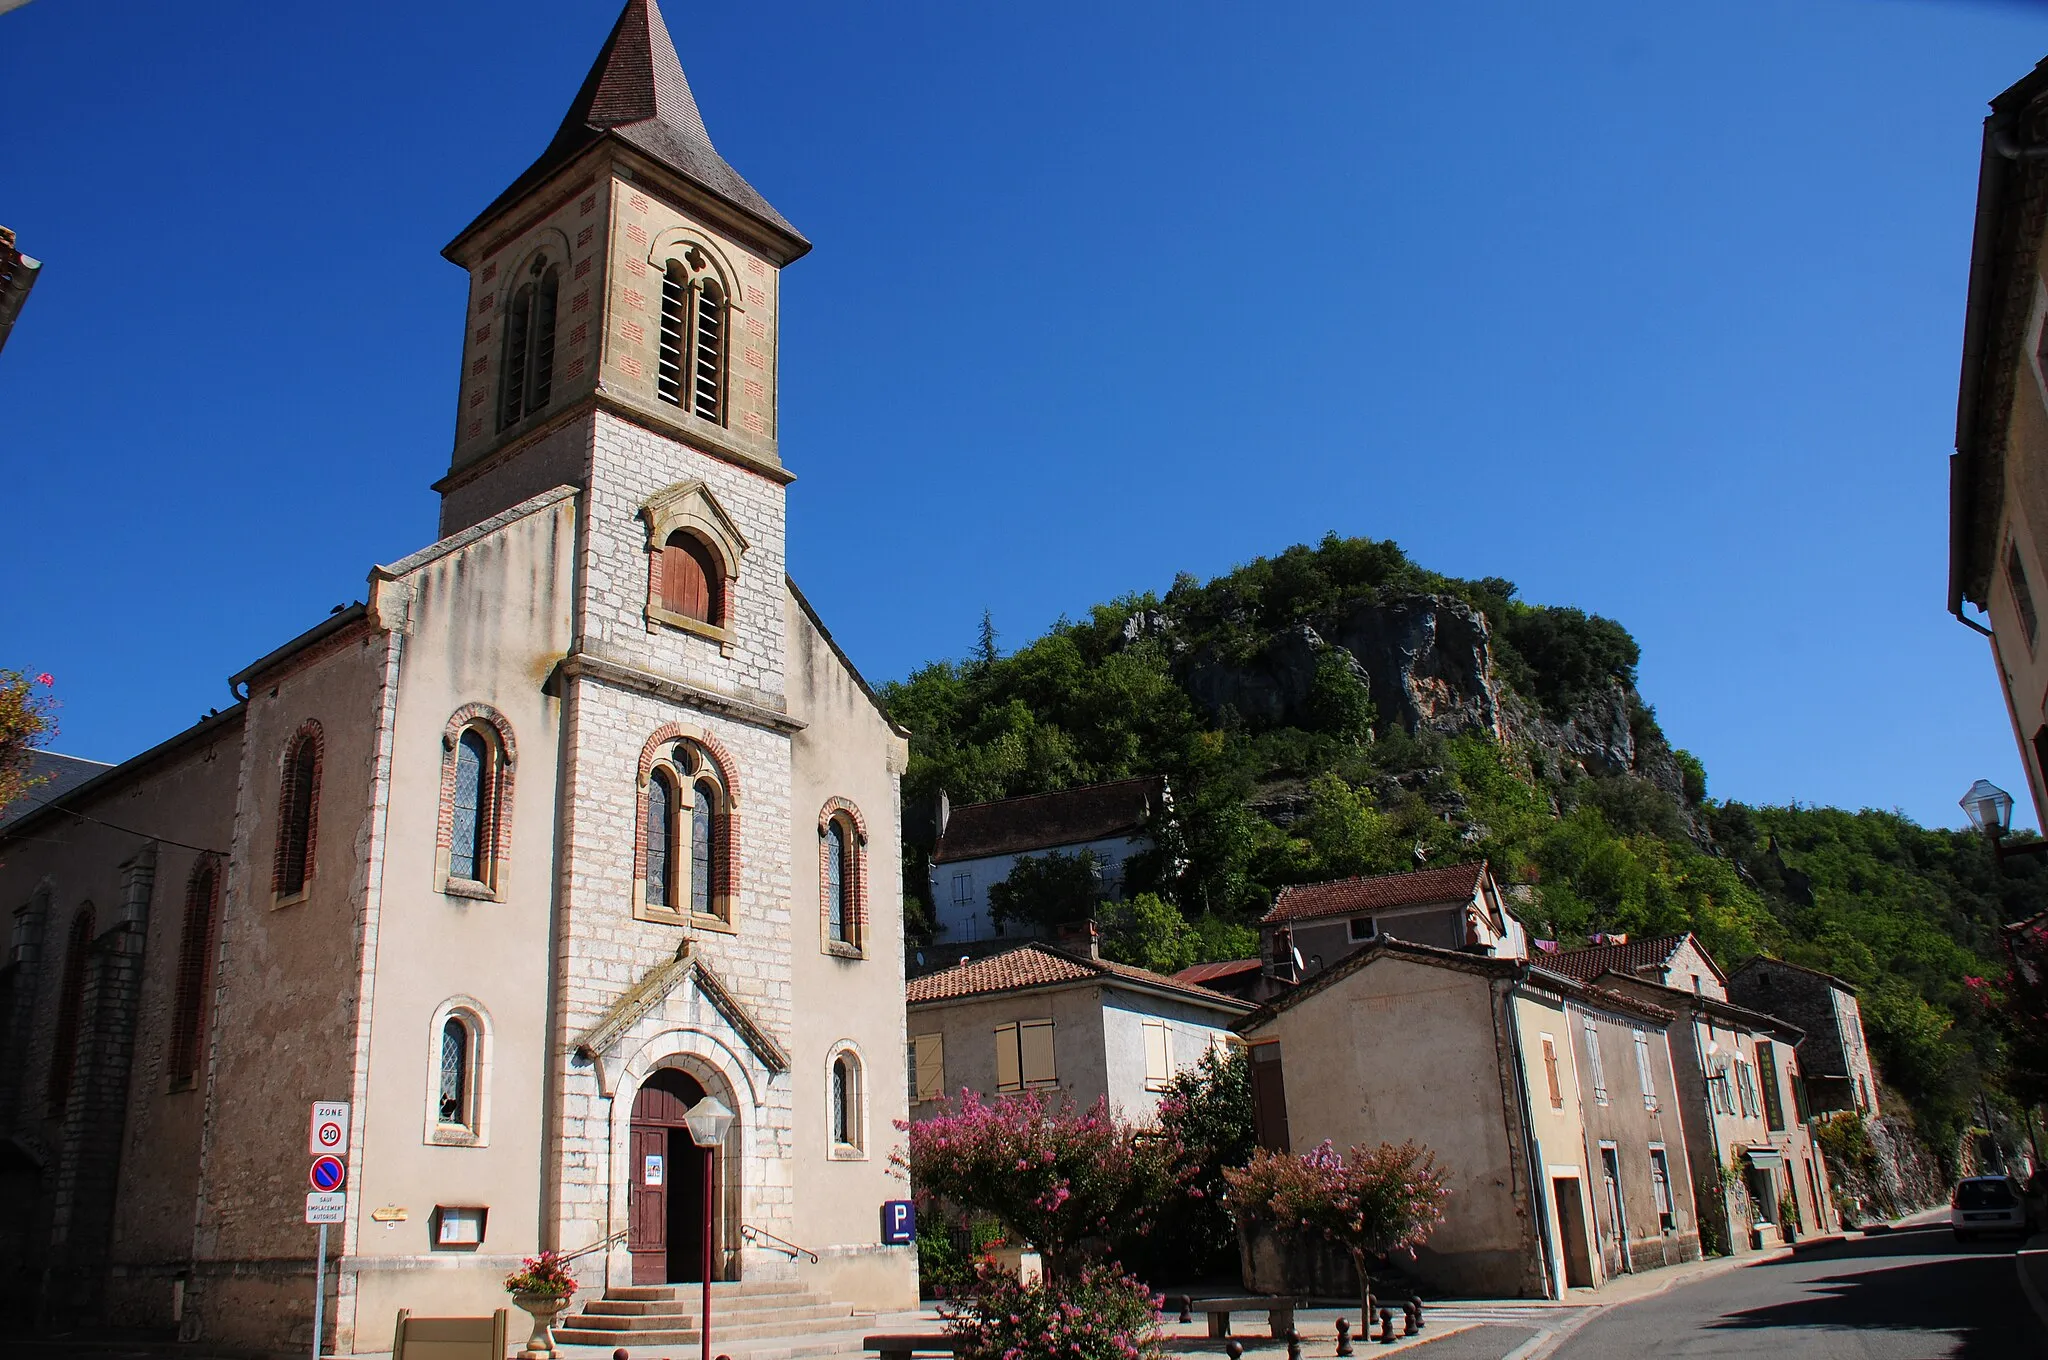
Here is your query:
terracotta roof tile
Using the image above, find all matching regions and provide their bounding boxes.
[1173,959,1263,985]
[906,943,1248,1010]
[933,777,1164,864]
[1261,861,1488,925]
[1544,933,1695,985]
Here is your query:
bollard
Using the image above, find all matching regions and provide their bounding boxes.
[1376,1308,1395,1345]
[1226,1342,1244,1360]
[1335,1317,1353,1357]
[612,1351,628,1360]
[1178,1297,1194,1325]
[1286,1330,1301,1360]
[1402,1301,1420,1337]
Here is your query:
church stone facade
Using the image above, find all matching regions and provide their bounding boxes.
[0,1,915,1348]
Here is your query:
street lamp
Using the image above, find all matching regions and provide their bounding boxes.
[1960,779,2048,864]
[683,1096,734,1360]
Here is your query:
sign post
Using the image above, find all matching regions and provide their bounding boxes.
[305,1103,349,1360]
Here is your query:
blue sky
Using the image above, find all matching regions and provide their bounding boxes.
[4,0,2046,829]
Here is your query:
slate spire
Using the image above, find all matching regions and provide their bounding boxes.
[453,0,805,258]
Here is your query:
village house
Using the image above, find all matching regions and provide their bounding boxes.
[928,777,1168,950]
[1235,939,1701,1299]
[1257,860,1527,984]
[905,934,1251,1122]
[1550,935,1837,1252]
[1727,957,1881,1118]
[0,2,918,1350]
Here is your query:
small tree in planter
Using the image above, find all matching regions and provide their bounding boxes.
[946,1258,1163,1360]
[899,1089,1183,1279]
[1223,1140,1450,1325]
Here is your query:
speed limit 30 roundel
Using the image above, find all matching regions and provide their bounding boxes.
[309,1155,347,1193]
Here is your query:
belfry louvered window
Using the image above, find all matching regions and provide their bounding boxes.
[657,246,727,423]
[499,257,560,429]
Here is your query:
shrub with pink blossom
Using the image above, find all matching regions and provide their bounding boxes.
[899,1090,1182,1279]
[944,1258,1162,1360]
[1223,1140,1450,1323]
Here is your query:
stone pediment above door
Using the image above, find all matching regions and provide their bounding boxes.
[574,942,789,1096]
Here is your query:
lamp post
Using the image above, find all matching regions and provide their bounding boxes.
[682,1096,735,1360]
[1960,779,2048,865]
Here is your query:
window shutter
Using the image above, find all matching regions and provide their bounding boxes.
[658,265,689,406]
[913,1034,945,1102]
[1143,1021,1173,1088]
[662,534,717,623]
[1634,1031,1657,1110]
[1020,1019,1056,1085]
[1541,1036,1563,1108]
[693,283,725,421]
[1582,1017,1608,1104]
[1249,1042,1290,1153]
[994,1024,1021,1092]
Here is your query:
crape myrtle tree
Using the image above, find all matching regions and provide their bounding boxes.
[1223,1140,1451,1326]
[898,1089,1184,1280]
[0,670,57,821]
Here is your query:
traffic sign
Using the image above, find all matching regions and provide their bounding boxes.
[305,1192,346,1224]
[309,1155,346,1192]
[881,1200,916,1245]
[309,1101,350,1156]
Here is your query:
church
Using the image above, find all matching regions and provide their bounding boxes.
[0,0,915,1348]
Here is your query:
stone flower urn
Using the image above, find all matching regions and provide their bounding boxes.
[511,1292,572,1358]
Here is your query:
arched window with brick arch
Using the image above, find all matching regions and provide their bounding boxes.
[47,906,94,1108]
[437,705,517,898]
[273,723,323,901]
[499,255,560,429]
[657,243,728,423]
[168,858,222,1088]
[818,798,868,957]
[826,1041,867,1157]
[636,727,740,927]
[660,532,723,626]
[424,996,491,1146]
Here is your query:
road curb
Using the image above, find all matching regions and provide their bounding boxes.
[2016,1234,2048,1343]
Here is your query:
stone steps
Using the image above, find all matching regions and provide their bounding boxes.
[554,1279,857,1350]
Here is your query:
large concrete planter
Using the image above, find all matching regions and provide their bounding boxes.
[1237,1220,1356,1299]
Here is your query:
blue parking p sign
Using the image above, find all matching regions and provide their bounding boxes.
[881,1200,916,1245]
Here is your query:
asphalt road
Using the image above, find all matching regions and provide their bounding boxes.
[1559,1223,2046,1359]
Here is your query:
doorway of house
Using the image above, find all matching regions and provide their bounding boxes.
[629,1068,719,1285]
[1551,1177,1595,1288]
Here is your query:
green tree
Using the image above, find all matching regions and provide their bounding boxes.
[0,670,58,820]
[1098,893,1199,975]
[1152,1044,1257,1278]
[988,851,1102,934]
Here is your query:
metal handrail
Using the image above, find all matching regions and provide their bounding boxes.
[557,1228,629,1264]
[741,1223,819,1263]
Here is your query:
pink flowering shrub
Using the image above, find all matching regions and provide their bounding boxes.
[1223,1140,1450,1321]
[899,1090,1182,1278]
[0,669,58,822]
[944,1258,1162,1360]
[503,1250,577,1299]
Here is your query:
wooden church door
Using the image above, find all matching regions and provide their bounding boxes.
[629,1068,713,1285]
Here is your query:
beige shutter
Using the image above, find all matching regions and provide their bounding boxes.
[1144,1021,1173,1088]
[994,1024,1021,1092]
[1020,1019,1056,1085]
[914,1034,945,1103]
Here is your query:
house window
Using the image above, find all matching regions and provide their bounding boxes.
[274,725,322,899]
[46,907,94,1108]
[951,873,972,906]
[1633,1030,1658,1111]
[909,1033,945,1104]
[450,730,489,881]
[1736,1058,1759,1118]
[657,248,727,423]
[499,257,559,428]
[691,779,718,918]
[1582,1016,1609,1106]
[820,802,866,954]
[1143,1019,1175,1091]
[2011,542,2040,649]
[660,532,723,625]
[994,1019,1056,1092]
[439,1016,473,1128]
[1540,1033,1564,1109]
[1757,1042,1785,1131]
[831,1052,863,1152]
[1710,1063,1734,1115]
[1348,917,1377,942]
[168,859,221,1088]
[647,769,678,909]
[1649,1147,1675,1232]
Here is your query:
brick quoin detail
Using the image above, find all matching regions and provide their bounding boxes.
[436,704,519,877]
[271,720,324,897]
[580,194,596,215]
[634,723,744,908]
[818,797,869,952]
[481,262,498,283]
[574,257,592,280]
[577,225,594,247]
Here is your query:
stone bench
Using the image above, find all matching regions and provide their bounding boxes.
[1168,1295,1301,1340]
[865,1333,964,1360]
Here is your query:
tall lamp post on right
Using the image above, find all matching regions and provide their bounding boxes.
[683,1096,735,1360]
[1961,779,2048,866]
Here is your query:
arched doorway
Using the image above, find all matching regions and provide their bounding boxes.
[629,1067,721,1285]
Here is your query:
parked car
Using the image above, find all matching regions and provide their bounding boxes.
[1951,1175,2031,1241]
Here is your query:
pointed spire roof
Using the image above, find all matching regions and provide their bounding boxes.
[450,0,806,260]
